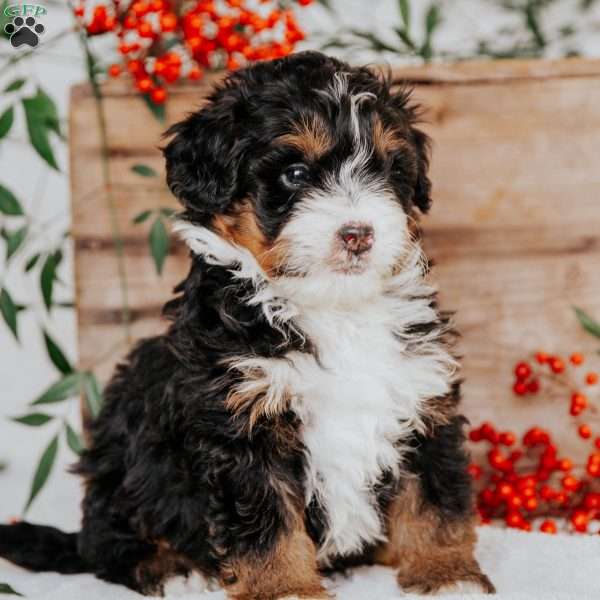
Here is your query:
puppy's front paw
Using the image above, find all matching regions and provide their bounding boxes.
[398,570,495,596]
[163,571,209,597]
[277,593,331,600]
[436,579,495,595]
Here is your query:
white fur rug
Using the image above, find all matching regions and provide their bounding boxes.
[1,525,599,599]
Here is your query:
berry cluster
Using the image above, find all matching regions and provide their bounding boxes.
[470,352,600,534]
[72,0,313,104]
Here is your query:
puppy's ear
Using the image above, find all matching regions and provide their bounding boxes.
[163,94,245,221]
[411,127,432,213]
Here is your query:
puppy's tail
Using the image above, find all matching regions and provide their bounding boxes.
[0,522,89,574]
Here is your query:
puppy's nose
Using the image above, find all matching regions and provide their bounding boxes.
[338,224,374,255]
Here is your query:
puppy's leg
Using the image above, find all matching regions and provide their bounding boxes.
[222,519,328,600]
[377,418,494,595]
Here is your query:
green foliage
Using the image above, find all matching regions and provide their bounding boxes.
[12,413,53,426]
[31,372,84,406]
[43,330,73,375]
[0,106,14,139]
[149,216,170,275]
[83,371,103,419]
[22,88,62,170]
[0,288,18,341]
[574,307,600,339]
[65,423,84,455]
[24,434,59,512]
[40,250,63,311]
[142,93,166,122]
[0,583,23,597]
[131,164,158,177]
[0,184,23,216]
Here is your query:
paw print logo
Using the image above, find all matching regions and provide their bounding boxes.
[4,16,45,48]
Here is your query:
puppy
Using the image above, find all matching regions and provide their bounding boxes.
[0,52,493,599]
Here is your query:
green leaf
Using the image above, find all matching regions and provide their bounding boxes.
[398,0,411,28]
[25,253,40,272]
[0,288,18,341]
[24,434,59,513]
[131,164,158,177]
[420,3,442,60]
[43,330,73,375]
[0,184,23,216]
[4,78,26,93]
[12,413,53,427]
[149,217,169,275]
[574,306,600,339]
[3,225,27,261]
[83,372,103,418]
[0,106,14,139]
[160,207,176,218]
[65,423,84,455]
[142,93,166,123]
[22,91,60,170]
[31,372,83,406]
[0,582,23,596]
[133,209,153,224]
[40,251,61,311]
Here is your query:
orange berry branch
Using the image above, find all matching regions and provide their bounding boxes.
[72,0,313,105]
[470,346,600,535]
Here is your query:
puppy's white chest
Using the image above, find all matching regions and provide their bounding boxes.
[289,310,418,560]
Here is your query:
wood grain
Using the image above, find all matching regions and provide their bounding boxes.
[70,58,600,464]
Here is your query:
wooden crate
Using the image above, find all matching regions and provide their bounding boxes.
[70,58,600,460]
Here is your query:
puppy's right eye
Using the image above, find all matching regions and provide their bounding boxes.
[280,164,310,190]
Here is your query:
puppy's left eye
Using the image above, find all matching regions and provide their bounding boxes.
[280,164,310,190]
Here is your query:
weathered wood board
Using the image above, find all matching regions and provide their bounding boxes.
[70,58,600,461]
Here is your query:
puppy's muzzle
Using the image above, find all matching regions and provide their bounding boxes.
[338,223,374,255]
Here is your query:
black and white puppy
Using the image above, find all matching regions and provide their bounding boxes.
[0,52,493,599]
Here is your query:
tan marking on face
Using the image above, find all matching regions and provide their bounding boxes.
[372,117,409,157]
[375,479,494,594]
[223,517,327,600]
[211,200,287,276]
[277,115,333,161]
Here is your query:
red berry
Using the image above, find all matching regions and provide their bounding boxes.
[549,357,565,373]
[150,87,167,104]
[586,372,599,385]
[505,510,524,528]
[514,362,532,380]
[467,464,482,480]
[558,458,573,471]
[108,64,121,78]
[571,510,589,533]
[562,475,580,491]
[137,78,153,93]
[579,424,592,439]
[570,352,584,365]
[535,351,549,364]
[527,379,540,393]
[540,519,557,534]
[469,428,482,442]
[499,432,516,446]
[513,381,528,396]
[160,12,177,31]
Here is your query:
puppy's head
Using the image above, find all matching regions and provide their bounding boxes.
[164,52,431,299]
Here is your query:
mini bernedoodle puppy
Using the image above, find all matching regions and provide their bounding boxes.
[0,52,494,599]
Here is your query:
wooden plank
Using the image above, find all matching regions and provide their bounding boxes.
[70,58,600,464]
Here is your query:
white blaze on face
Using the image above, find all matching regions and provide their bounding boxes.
[276,78,411,307]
